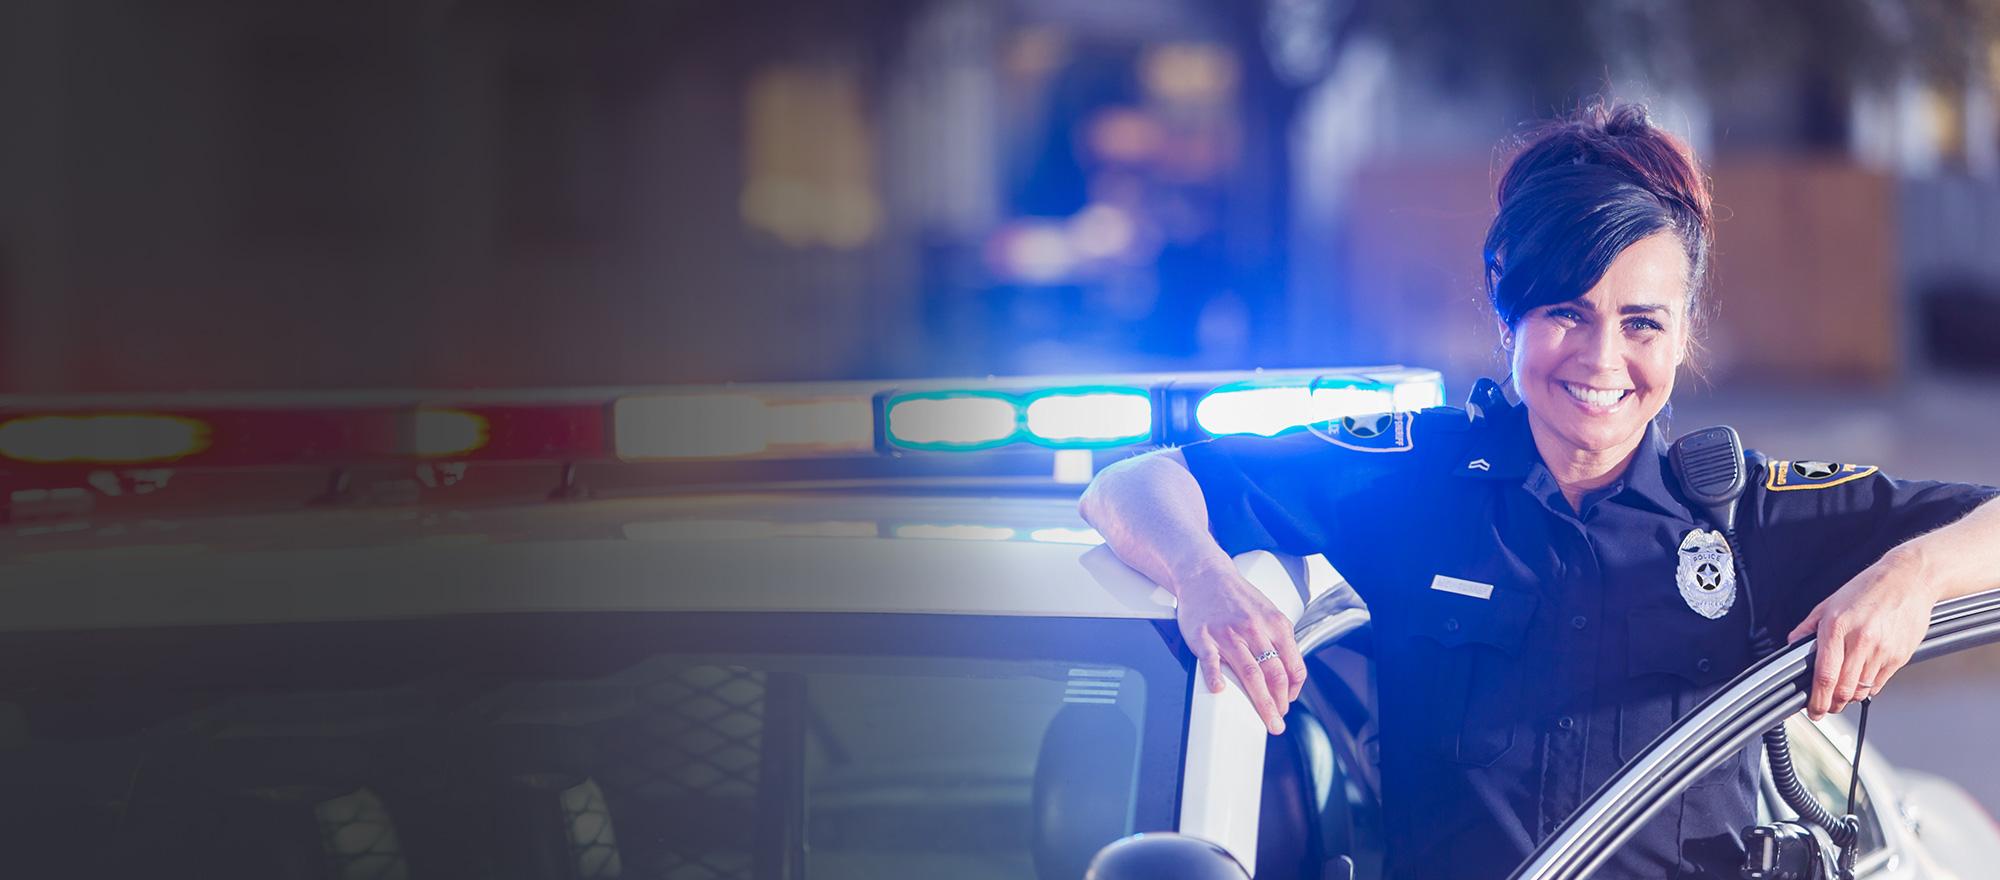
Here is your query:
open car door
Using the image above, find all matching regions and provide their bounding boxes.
[1510,588,2000,880]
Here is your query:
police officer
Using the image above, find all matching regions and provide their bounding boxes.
[1080,102,2000,878]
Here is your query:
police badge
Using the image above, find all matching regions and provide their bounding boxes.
[1676,528,1737,619]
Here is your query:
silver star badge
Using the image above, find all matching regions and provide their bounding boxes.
[1676,528,1737,619]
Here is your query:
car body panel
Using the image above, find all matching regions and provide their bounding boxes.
[0,493,1179,630]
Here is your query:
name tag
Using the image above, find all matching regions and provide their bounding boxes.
[1430,574,1494,600]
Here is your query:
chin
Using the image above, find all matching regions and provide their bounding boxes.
[1560,418,1646,453]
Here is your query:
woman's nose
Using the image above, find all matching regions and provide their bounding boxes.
[1578,324,1625,372]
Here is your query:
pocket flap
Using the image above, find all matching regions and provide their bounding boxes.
[1415,586,1537,653]
[1626,607,1746,684]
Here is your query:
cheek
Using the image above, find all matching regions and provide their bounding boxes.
[1633,341,1682,391]
[1512,329,1566,378]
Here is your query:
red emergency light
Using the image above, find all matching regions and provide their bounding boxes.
[0,404,608,471]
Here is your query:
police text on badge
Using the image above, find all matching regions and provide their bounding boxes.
[1676,529,1737,619]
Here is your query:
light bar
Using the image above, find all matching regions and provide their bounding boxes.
[0,367,1447,486]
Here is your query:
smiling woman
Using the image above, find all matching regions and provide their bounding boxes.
[1078,99,2000,880]
[1481,103,1713,510]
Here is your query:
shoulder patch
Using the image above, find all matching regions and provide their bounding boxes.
[1765,459,1878,492]
[1305,411,1416,453]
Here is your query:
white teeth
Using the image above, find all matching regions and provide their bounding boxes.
[1563,383,1627,407]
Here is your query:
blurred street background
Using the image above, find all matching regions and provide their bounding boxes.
[3,0,1999,810]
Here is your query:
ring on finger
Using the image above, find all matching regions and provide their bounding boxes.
[1254,649,1281,663]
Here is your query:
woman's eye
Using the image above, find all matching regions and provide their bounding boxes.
[1624,318,1664,333]
[1546,308,1582,323]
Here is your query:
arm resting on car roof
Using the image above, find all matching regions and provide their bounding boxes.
[1080,449,1306,735]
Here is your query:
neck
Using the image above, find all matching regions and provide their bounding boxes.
[1527,422,1648,511]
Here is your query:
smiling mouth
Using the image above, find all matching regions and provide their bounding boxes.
[1561,382,1632,409]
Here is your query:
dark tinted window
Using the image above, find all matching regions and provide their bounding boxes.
[0,613,1188,879]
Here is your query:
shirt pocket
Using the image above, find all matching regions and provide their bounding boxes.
[1409,586,1539,767]
[1616,606,1750,767]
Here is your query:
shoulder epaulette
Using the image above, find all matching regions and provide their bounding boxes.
[1764,459,1878,492]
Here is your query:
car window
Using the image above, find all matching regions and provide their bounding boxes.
[1255,650,1385,880]
[0,612,1189,880]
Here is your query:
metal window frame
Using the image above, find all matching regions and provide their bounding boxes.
[1510,587,2000,880]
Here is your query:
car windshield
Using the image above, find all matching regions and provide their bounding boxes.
[0,611,1189,880]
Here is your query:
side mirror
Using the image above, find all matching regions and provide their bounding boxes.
[1085,832,1252,880]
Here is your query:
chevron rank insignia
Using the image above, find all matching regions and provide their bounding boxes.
[1765,459,1878,492]
[1307,411,1415,453]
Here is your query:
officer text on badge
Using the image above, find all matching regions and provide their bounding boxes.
[1676,529,1737,619]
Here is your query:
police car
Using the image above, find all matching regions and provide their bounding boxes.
[0,369,1995,880]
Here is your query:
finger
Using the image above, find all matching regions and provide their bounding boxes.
[1856,653,1894,701]
[1809,623,1844,720]
[1833,618,1880,713]
[1831,636,1870,715]
[1256,644,1288,720]
[1198,634,1226,694]
[1223,639,1284,735]
[1872,655,1907,698]
[1276,630,1309,703]
[1787,606,1824,645]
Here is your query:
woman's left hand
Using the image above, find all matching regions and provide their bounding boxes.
[1786,546,1942,720]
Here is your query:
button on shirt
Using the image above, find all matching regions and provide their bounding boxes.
[1179,403,1996,880]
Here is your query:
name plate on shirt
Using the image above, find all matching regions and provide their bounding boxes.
[1430,574,1494,600]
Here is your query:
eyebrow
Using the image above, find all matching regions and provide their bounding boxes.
[1547,300,1670,315]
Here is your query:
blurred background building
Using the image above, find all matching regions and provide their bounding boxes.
[5,0,2000,395]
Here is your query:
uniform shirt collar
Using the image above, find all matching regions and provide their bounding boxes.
[1457,402,1691,520]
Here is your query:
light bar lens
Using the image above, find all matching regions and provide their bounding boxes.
[1023,390,1152,444]
[0,414,211,464]
[614,394,873,460]
[885,385,1153,451]
[883,393,1019,450]
[1195,380,1415,437]
[410,409,489,457]
[1393,379,1447,412]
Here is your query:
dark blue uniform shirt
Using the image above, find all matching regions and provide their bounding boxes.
[1179,401,1996,879]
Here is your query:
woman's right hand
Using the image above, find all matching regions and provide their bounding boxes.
[1172,559,1307,735]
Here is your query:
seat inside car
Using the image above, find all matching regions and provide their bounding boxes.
[1031,702,1140,880]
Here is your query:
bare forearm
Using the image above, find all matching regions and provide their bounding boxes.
[1078,449,1236,597]
[1899,496,2000,603]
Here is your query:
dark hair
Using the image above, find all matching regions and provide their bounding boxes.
[1483,102,1714,329]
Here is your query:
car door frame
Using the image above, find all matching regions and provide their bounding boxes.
[1510,587,2000,880]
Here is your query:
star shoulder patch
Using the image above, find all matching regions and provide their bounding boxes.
[1765,459,1879,492]
[1305,411,1416,453]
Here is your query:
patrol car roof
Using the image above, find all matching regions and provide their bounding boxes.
[0,492,1175,632]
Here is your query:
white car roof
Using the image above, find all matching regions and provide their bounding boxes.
[0,492,1176,631]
